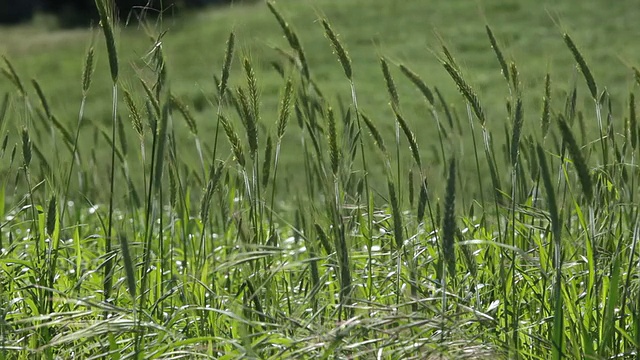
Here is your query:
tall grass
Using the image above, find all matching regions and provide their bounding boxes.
[2,2,640,359]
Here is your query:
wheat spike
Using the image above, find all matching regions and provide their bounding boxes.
[277,78,294,139]
[262,135,273,188]
[394,110,421,168]
[219,32,235,96]
[361,112,386,154]
[220,114,245,168]
[124,89,144,137]
[267,1,310,79]
[563,33,597,99]
[1,56,26,97]
[170,94,198,136]
[510,97,524,167]
[327,106,340,176]
[322,19,352,80]
[399,64,434,106]
[95,0,118,83]
[442,62,486,126]
[485,25,509,83]
[380,57,399,109]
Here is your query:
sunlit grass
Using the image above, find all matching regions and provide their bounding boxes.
[1,1,640,359]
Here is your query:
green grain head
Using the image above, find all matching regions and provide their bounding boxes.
[564,33,597,99]
[485,25,509,83]
[322,19,352,80]
[94,0,118,83]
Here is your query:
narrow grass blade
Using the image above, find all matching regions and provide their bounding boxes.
[388,180,403,249]
[118,234,136,300]
[542,74,551,139]
[394,110,421,168]
[630,92,637,150]
[557,116,593,202]
[417,178,428,223]
[442,158,457,279]
[21,127,31,167]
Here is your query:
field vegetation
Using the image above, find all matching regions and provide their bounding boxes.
[1,0,640,358]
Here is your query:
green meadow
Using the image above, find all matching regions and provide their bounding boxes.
[1,0,640,358]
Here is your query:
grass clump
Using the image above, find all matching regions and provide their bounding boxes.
[2,2,640,359]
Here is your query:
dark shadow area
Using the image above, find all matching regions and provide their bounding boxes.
[0,0,253,27]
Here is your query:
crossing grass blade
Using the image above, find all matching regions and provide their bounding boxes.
[557,116,593,202]
[536,143,563,359]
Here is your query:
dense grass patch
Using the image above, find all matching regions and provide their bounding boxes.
[1,0,640,359]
